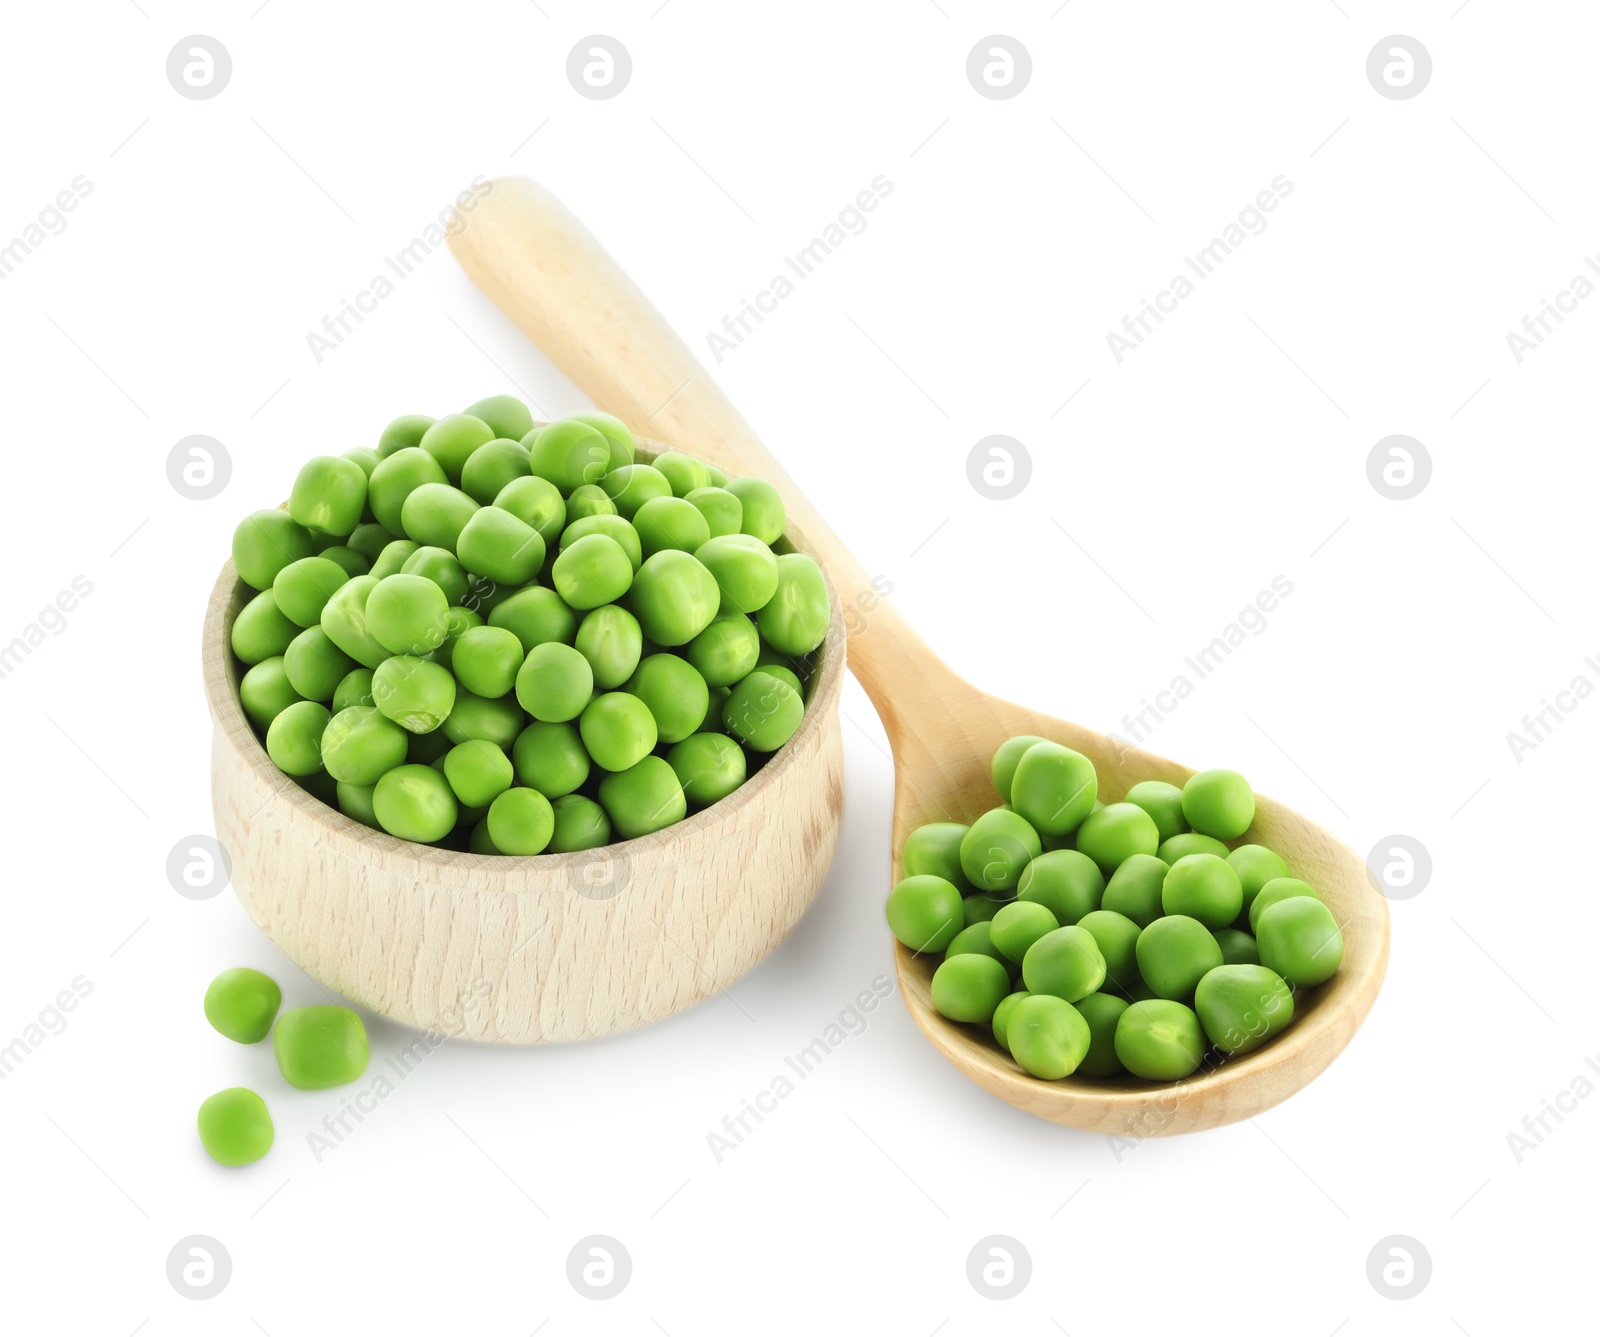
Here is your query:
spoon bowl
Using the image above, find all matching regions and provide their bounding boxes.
[450,176,1389,1130]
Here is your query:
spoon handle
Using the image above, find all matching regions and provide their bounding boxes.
[450,176,953,724]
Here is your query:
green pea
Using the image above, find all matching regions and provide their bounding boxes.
[372,655,456,732]
[959,808,1042,892]
[240,657,303,729]
[516,642,594,723]
[568,412,635,471]
[1248,877,1320,933]
[652,450,713,497]
[699,685,731,733]
[401,483,478,550]
[289,455,367,536]
[549,793,612,852]
[448,625,523,699]
[1011,742,1098,839]
[527,419,613,492]
[930,952,1011,1024]
[1227,844,1291,919]
[430,606,482,671]
[695,534,779,614]
[964,894,1007,925]
[458,394,530,443]
[629,550,721,646]
[634,496,711,559]
[459,439,532,506]
[512,720,591,797]
[1213,928,1260,966]
[274,1006,370,1090]
[601,463,672,519]
[1123,779,1188,843]
[232,590,299,664]
[1074,802,1160,874]
[1115,1000,1206,1081]
[372,763,457,841]
[407,727,452,765]
[203,967,281,1044]
[367,447,447,533]
[319,545,369,577]
[337,781,380,829]
[319,705,408,784]
[442,739,514,807]
[552,533,632,610]
[377,413,436,458]
[725,476,786,544]
[991,990,1031,1049]
[628,653,709,744]
[1135,915,1223,1001]
[682,613,759,689]
[419,413,495,482]
[755,552,829,656]
[991,735,1049,803]
[363,573,449,657]
[685,486,742,538]
[493,474,567,546]
[1074,992,1131,1077]
[1256,896,1343,987]
[565,482,617,522]
[370,538,419,580]
[901,821,974,892]
[667,732,747,807]
[944,921,1008,965]
[1162,853,1244,930]
[598,755,686,838]
[272,556,349,628]
[885,874,964,952]
[1182,768,1255,840]
[197,1088,275,1166]
[575,606,643,689]
[580,692,658,771]
[399,545,468,604]
[1020,925,1106,1002]
[346,522,394,563]
[441,690,524,749]
[1005,994,1092,1078]
[561,513,643,572]
[1077,909,1142,993]
[1194,964,1293,1055]
[1159,831,1231,864]
[722,669,802,752]
[468,817,499,852]
[490,586,578,654]
[266,700,330,776]
[1100,853,1168,928]
[233,509,316,591]
[456,507,545,586]
[989,901,1060,963]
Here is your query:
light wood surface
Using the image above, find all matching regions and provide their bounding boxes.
[448,177,1390,1131]
[202,451,847,1044]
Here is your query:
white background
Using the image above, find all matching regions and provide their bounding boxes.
[0,2,1593,1332]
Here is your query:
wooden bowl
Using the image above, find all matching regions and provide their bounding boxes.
[200,475,846,1044]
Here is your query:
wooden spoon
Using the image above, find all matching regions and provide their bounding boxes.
[449,177,1389,1135]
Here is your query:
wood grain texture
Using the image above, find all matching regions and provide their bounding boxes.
[201,455,847,1044]
[449,176,1390,1129]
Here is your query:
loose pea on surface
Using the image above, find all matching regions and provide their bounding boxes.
[203,968,281,1044]
[197,1088,275,1166]
[274,1006,370,1090]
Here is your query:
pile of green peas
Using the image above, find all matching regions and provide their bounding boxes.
[884,739,1344,1083]
[227,397,831,853]
[196,966,370,1165]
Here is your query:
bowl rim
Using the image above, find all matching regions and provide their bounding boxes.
[202,436,847,880]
